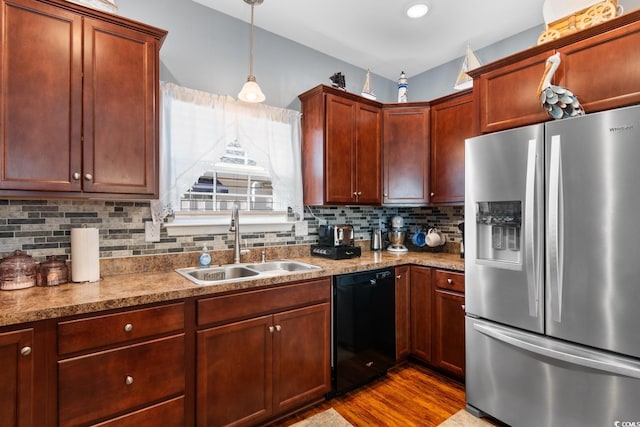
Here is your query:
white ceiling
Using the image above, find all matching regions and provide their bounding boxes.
[192,0,547,80]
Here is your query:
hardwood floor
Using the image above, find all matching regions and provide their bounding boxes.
[268,362,467,426]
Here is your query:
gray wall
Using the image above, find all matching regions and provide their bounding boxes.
[118,0,640,107]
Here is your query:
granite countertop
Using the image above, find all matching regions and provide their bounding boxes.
[0,250,464,328]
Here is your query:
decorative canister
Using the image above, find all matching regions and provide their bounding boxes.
[36,256,69,287]
[0,250,37,290]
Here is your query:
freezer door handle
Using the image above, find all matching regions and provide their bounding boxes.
[548,136,564,322]
[474,323,640,379]
[524,138,540,317]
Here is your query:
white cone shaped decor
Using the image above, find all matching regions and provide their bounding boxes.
[453,44,482,91]
[238,0,265,103]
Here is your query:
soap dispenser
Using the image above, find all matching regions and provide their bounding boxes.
[198,245,211,268]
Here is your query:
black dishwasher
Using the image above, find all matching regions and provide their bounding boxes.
[331,267,396,396]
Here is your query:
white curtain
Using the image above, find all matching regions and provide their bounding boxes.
[151,82,304,223]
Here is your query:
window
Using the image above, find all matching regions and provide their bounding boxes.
[180,140,274,212]
[152,83,303,235]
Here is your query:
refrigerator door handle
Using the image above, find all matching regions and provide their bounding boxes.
[548,136,564,322]
[525,139,540,317]
[473,323,640,379]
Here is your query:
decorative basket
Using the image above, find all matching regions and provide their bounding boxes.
[538,0,619,44]
[65,0,118,13]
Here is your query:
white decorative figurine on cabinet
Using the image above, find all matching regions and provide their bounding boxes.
[397,71,408,103]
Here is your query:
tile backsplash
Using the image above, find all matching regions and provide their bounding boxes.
[0,199,463,261]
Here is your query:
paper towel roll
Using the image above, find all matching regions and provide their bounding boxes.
[71,228,100,282]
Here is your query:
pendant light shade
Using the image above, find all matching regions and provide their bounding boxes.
[238,0,265,103]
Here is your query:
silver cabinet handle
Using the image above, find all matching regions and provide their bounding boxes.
[461,305,466,311]
[357,191,362,195]
[84,173,93,181]
[430,192,435,197]
[447,278,453,284]
[275,324,281,332]
[396,275,402,279]
[20,346,31,356]
[124,323,133,333]
[125,376,134,385]
[383,192,388,197]
[268,326,274,333]
[72,172,81,180]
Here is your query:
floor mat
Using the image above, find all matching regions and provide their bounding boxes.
[438,409,495,426]
[289,408,353,427]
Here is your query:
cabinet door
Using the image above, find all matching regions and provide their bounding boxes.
[196,315,273,427]
[0,328,34,427]
[409,266,432,362]
[433,289,465,378]
[272,303,330,415]
[354,103,382,204]
[383,107,429,205]
[477,50,553,133]
[559,22,640,113]
[325,94,356,203]
[430,92,473,204]
[83,17,158,196]
[395,265,410,360]
[0,0,82,192]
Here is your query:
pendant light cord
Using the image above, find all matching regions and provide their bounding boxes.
[249,4,255,78]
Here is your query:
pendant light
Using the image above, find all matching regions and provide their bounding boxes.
[238,0,266,103]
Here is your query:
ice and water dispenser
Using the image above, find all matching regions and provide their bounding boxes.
[476,201,522,266]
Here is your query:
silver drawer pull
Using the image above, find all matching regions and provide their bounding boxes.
[20,346,31,356]
[275,324,282,332]
[268,326,275,333]
[447,278,453,284]
[125,375,134,385]
[124,323,133,333]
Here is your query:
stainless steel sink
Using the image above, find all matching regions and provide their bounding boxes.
[245,260,321,273]
[176,265,260,285]
[175,259,320,285]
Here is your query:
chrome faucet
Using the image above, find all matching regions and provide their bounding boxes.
[230,203,241,264]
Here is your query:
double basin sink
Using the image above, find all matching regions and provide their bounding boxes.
[175,259,321,285]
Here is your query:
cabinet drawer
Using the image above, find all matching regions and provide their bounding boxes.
[433,269,465,293]
[92,395,184,427]
[197,278,331,326]
[58,334,185,426]
[58,302,184,355]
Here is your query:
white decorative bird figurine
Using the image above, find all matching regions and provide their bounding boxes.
[537,52,585,119]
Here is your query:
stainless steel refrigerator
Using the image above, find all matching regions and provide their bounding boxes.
[465,104,640,427]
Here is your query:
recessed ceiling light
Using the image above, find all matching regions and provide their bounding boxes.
[406,3,429,19]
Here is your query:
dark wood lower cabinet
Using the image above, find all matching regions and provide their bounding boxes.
[395,265,411,360]
[196,279,331,427]
[433,289,465,378]
[0,328,34,427]
[408,266,465,379]
[410,266,432,363]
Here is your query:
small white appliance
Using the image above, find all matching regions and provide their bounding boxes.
[387,215,408,252]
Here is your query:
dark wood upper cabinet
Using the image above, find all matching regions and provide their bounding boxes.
[300,85,382,205]
[474,50,553,134]
[559,19,640,113]
[470,8,640,133]
[429,91,473,204]
[382,104,430,206]
[0,0,166,198]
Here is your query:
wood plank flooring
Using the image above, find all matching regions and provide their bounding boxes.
[268,362,467,427]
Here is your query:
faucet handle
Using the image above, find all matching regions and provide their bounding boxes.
[261,250,266,263]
